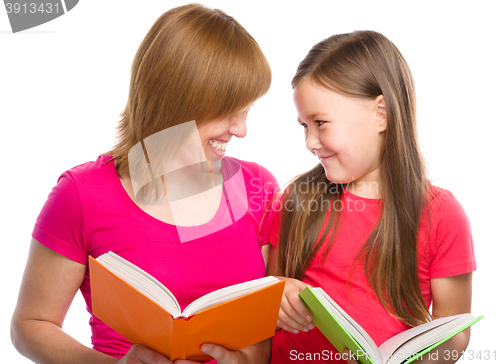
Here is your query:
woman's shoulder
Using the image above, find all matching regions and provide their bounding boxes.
[61,154,115,182]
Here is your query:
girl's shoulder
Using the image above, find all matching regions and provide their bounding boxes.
[424,183,467,219]
[422,183,476,277]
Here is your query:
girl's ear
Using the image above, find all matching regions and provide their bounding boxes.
[375,95,387,132]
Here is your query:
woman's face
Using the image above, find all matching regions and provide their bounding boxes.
[293,79,386,188]
[169,107,251,175]
[198,107,250,161]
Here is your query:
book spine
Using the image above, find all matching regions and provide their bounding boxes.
[171,318,189,360]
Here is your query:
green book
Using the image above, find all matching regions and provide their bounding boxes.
[299,285,483,364]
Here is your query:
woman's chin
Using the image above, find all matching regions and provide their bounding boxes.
[205,157,222,174]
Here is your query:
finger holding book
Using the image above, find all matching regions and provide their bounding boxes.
[276,277,315,334]
[173,343,240,364]
[174,341,263,364]
[114,344,174,364]
[343,349,360,364]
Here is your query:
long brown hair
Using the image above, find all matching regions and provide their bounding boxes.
[107,3,271,178]
[278,31,431,327]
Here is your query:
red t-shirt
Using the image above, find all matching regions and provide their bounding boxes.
[32,154,279,359]
[270,186,476,364]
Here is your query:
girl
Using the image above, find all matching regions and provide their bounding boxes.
[267,30,476,364]
[11,4,278,364]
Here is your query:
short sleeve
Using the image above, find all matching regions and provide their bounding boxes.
[32,171,88,264]
[256,164,280,247]
[428,191,476,278]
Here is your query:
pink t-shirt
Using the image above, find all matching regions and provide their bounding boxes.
[270,186,476,364]
[32,154,279,359]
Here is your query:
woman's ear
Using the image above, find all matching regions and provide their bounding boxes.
[375,95,387,132]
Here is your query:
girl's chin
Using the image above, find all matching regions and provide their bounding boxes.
[323,170,353,185]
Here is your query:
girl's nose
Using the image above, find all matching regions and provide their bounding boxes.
[305,128,321,152]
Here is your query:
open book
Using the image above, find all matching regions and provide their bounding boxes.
[89,252,285,362]
[299,286,483,364]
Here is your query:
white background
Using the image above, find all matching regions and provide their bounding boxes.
[1,1,498,362]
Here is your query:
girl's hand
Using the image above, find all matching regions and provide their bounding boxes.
[277,277,315,333]
[114,344,174,364]
[342,349,360,364]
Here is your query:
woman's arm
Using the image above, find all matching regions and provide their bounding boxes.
[11,238,174,364]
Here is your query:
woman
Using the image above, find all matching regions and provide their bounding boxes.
[11,4,277,364]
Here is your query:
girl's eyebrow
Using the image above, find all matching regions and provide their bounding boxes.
[297,112,329,123]
[309,112,329,120]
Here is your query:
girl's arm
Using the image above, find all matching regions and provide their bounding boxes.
[342,272,473,364]
[11,239,174,364]
[266,245,315,334]
[419,272,473,364]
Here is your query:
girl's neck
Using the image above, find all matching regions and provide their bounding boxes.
[345,168,382,199]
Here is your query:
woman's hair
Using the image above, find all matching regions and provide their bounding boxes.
[278,30,431,327]
[107,3,271,178]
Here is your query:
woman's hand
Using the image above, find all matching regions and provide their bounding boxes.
[174,338,271,364]
[276,277,315,333]
[114,344,174,364]
[174,343,242,364]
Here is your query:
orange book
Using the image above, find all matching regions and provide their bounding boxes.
[89,252,285,362]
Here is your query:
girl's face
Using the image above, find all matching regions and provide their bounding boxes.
[293,79,387,189]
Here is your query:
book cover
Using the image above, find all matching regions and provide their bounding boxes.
[299,285,483,364]
[89,256,285,361]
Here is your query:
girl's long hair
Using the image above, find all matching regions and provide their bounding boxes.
[278,31,431,327]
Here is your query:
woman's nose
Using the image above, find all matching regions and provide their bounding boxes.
[228,117,247,138]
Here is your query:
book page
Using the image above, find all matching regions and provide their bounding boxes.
[380,314,473,364]
[181,276,279,317]
[96,252,181,316]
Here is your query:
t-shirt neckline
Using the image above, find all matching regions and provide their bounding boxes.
[343,186,381,204]
[105,154,231,229]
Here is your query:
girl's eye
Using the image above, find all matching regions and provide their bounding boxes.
[315,120,326,127]
[300,123,308,128]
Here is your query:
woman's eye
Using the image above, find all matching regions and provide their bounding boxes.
[300,123,308,128]
[315,120,326,126]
